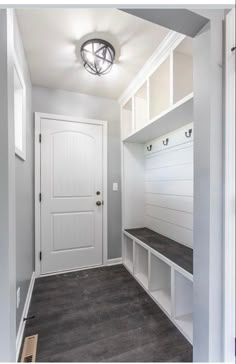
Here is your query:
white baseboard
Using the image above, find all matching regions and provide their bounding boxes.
[39,260,123,278]
[106,257,122,266]
[16,271,35,361]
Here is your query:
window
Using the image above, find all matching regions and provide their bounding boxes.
[14,52,26,160]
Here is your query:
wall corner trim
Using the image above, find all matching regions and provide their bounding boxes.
[106,258,122,266]
[16,272,35,361]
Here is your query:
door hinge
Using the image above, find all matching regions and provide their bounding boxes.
[39,193,42,202]
[39,133,42,143]
[39,251,42,261]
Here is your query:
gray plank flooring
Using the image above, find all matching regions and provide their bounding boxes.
[22,265,192,362]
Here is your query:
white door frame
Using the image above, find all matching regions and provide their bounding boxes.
[35,112,108,277]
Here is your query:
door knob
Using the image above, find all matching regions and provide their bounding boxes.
[96,201,102,206]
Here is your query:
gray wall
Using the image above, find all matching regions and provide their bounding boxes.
[32,86,121,260]
[14,15,34,333]
[0,9,16,361]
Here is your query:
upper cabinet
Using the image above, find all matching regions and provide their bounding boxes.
[120,34,193,143]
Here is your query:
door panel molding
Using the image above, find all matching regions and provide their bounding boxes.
[35,112,107,277]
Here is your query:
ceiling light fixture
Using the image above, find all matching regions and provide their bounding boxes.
[80,39,115,76]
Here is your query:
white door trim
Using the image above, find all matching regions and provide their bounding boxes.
[35,112,108,277]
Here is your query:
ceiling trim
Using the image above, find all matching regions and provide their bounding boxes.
[118,30,185,105]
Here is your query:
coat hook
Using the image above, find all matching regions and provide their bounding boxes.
[231,46,236,52]
[185,128,192,138]
[147,144,152,152]
[163,138,169,146]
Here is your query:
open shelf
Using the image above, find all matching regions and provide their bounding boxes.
[149,253,171,315]
[173,37,193,104]
[149,56,170,119]
[134,81,148,131]
[123,92,193,143]
[174,270,193,342]
[175,313,193,341]
[122,98,133,139]
[123,234,134,273]
[134,242,149,289]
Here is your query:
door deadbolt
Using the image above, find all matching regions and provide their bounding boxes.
[96,191,101,195]
[96,201,102,206]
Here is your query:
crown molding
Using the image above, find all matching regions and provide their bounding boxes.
[118,30,185,106]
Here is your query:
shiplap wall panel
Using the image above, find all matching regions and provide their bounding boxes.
[146,180,193,196]
[146,216,193,247]
[145,124,193,247]
[145,145,193,170]
[146,193,193,213]
[145,163,193,181]
[145,205,193,230]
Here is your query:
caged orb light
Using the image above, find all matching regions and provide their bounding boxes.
[80,39,115,76]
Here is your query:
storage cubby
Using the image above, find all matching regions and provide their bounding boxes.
[149,253,171,315]
[174,270,193,341]
[123,234,134,273]
[134,82,148,131]
[149,56,170,119]
[134,242,149,289]
[122,98,133,139]
[173,37,193,104]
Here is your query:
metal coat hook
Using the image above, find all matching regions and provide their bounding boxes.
[231,46,236,52]
[185,129,192,138]
[163,138,169,146]
[147,145,152,152]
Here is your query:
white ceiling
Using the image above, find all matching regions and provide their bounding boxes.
[16,8,170,100]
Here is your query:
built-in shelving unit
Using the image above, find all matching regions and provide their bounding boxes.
[120,33,194,346]
[149,56,170,119]
[121,36,193,143]
[174,270,193,342]
[134,242,149,290]
[134,81,148,131]
[173,37,193,104]
[122,229,193,343]
[149,253,171,315]
[122,98,133,139]
[124,93,193,143]
[123,234,134,273]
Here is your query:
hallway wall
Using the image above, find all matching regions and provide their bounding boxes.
[14,14,34,333]
[32,86,121,260]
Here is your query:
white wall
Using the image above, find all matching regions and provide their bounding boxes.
[144,124,193,247]
[14,13,34,334]
[32,86,121,259]
[193,18,224,361]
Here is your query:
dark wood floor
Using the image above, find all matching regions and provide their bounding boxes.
[22,265,192,362]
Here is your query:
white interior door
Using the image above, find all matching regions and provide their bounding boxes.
[40,118,104,274]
